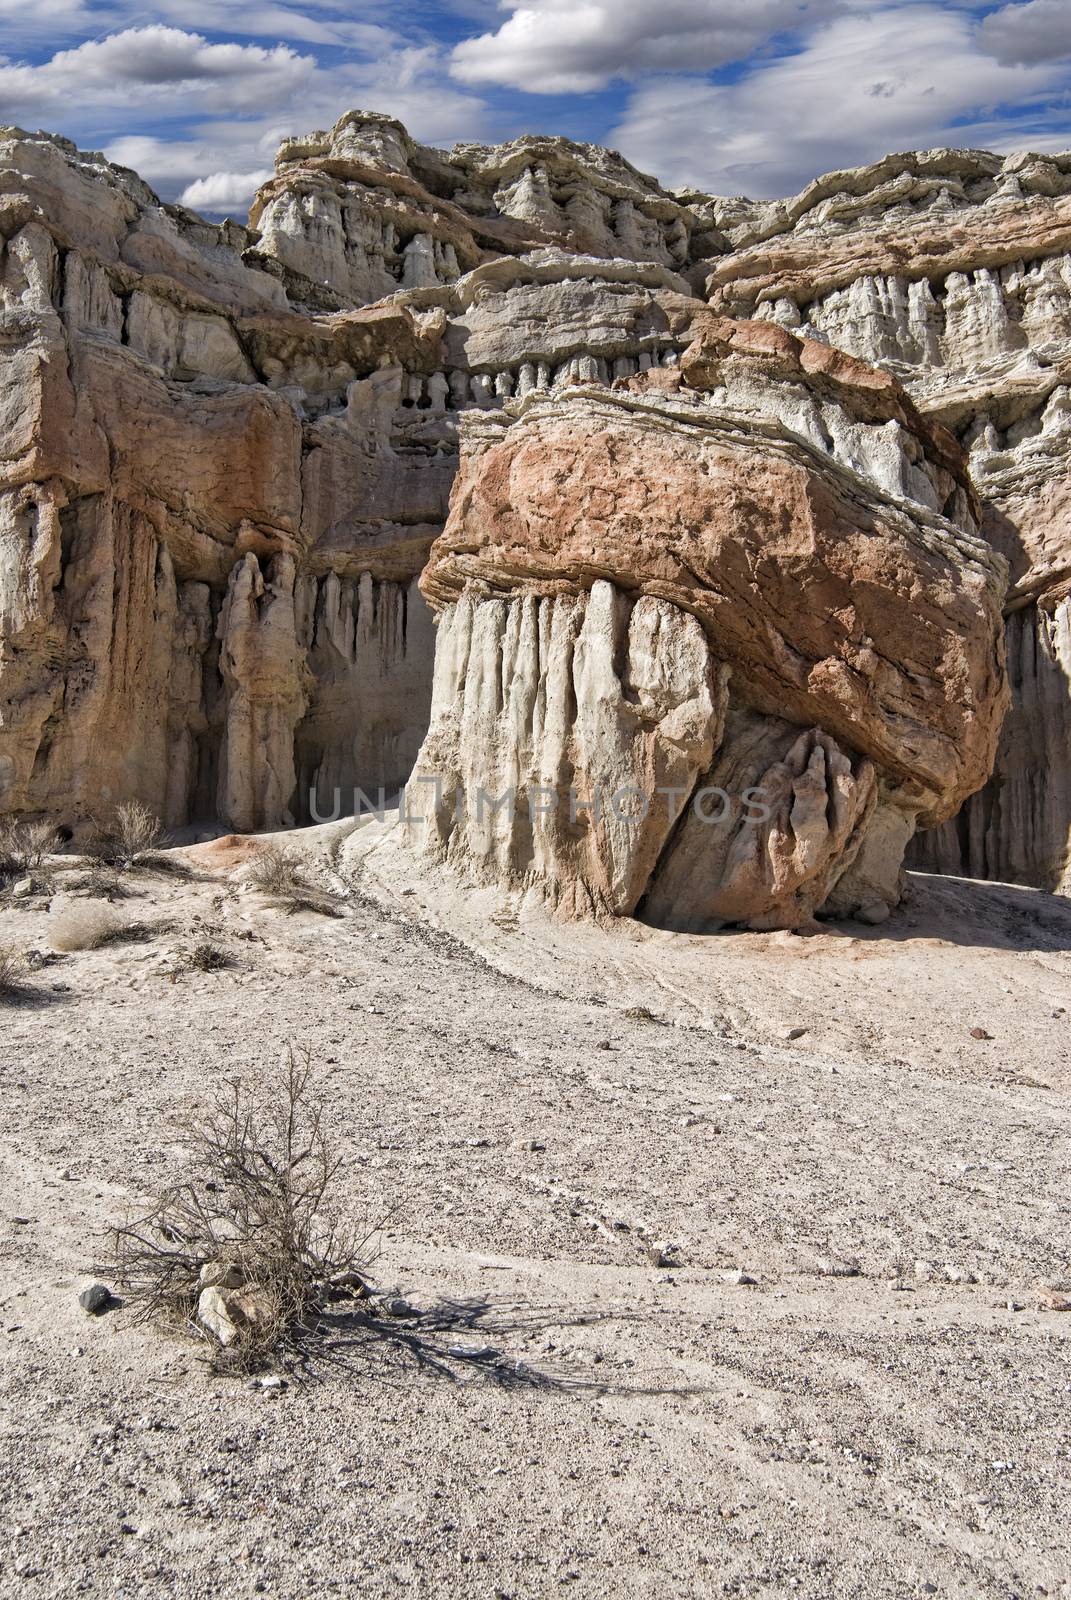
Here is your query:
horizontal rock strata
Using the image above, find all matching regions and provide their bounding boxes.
[1,112,1068,899]
[406,330,1008,929]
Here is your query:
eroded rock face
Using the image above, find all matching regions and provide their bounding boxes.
[0,122,711,835]
[702,147,1071,891]
[1,114,1068,899]
[406,330,1008,929]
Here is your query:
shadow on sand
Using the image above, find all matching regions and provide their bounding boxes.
[823,871,1071,954]
[291,1293,698,1399]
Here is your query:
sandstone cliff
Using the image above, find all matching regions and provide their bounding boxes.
[1,112,1068,905]
[406,322,1007,929]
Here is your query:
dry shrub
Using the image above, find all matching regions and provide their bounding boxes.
[246,843,301,897]
[49,902,121,952]
[66,864,129,901]
[48,902,158,951]
[1,820,60,888]
[187,940,230,972]
[87,801,184,875]
[247,844,342,917]
[0,944,27,998]
[107,1049,375,1372]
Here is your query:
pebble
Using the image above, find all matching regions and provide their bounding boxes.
[784,1026,808,1041]
[382,1297,418,1319]
[944,1265,977,1284]
[79,1283,112,1315]
[969,1027,994,1041]
[647,1243,680,1269]
[724,1269,756,1286]
[817,1257,860,1278]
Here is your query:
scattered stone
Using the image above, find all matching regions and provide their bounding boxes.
[381,1297,419,1319]
[198,1260,245,1290]
[79,1283,113,1315]
[784,1026,808,1041]
[913,1259,936,1281]
[258,1375,286,1390]
[1037,1282,1071,1312]
[10,1216,30,1226]
[625,1006,657,1022]
[197,1285,240,1346]
[856,901,890,926]
[816,1257,860,1278]
[944,1265,978,1284]
[11,877,34,898]
[724,1269,756,1286]
[647,1243,681,1269]
[969,1027,994,1041]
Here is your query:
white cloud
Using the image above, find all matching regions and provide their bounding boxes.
[0,27,319,120]
[611,4,1070,198]
[2,20,493,215]
[450,0,841,92]
[0,0,402,49]
[979,0,1071,66]
[179,169,273,211]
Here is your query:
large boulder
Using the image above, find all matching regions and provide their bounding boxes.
[406,319,1009,930]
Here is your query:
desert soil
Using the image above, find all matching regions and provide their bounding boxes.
[0,818,1069,1599]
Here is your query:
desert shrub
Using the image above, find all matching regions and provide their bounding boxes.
[48,903,159,951]
[246,844,342,917]
[86,802,184,874]
[107,1049,374,1372]
[187,940,231,972]
[49,902,122,952]
[65,864,129,901]
[0,820,60,883]
[0,944,27,998]
[246,843,302,897]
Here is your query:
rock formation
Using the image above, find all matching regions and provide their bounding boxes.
[0,111,1068,907]
[405,318,1007,928]
[700,148,1071,892]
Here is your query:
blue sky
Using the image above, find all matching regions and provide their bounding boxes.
[1,1,1069,213]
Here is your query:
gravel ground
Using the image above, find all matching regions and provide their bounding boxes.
[0,828,1069,1598]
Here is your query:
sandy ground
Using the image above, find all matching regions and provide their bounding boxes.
[0,820,1069,1599]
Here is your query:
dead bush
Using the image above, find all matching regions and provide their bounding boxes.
[187,941,231,972]
[0,820,60,887]
[0,944,28,998]
[246,844,343,917]
[65,864,129,901]
[107,1048,375,1372]
[48,902,122,952]
[86,801,184,875]
[48,902,160,952]
[246,843,301,897]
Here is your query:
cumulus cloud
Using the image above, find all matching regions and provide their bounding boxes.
[979,0,1071,67]
[450,0,841,93]
[611,4,1070,198]
[0,27,319,120]
[2,19,493,215]
[179,169,274,211]
[0,0,401,49]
